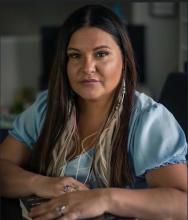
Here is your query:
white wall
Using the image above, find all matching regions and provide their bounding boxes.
[132,2,179,99]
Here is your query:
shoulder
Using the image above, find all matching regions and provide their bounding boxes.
[21,89,48,128]
[131,91,174,128]
[129,91,163,135]
[131,91,186,145]
[129,91,187,177]
[34,90,48,120]
[8,90,48,148]
[34,90,48,112]
[133,91,158,112]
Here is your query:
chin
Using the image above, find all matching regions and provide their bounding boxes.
[81,96,100,101]
[78,92,102,102]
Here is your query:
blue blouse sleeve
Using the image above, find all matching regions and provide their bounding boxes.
[130,101,187,177]
[8,90,47,149]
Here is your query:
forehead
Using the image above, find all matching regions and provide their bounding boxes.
[68,27,119,49]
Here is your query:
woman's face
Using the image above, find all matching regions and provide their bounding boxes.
[67,27,123,102]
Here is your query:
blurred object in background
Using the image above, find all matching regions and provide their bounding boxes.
[159,72,187,139]
[10,87,35,114]
[0,112,16,129]
[0,87,35,129]
[40,26,59,90]
[179,3,188,73]
[184,61,188,74]
[0,36,41,111]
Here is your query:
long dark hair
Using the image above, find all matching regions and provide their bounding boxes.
[31,4,137,187]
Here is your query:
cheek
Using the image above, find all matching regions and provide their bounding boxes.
[101,58,122,84]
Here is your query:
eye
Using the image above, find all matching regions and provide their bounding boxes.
[68,53,81,59]
[95,51,109,58]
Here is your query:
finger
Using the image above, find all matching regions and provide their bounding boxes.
[63,185,86,193]
[30,205,66,220]
[76,183,90,190]
[58,178,89,194]
[61,183,87,193]
[33,208,63,220]
[29,201,55,218]
[61,176,87,189]
[69,181,89,190]
[58,212,79,220]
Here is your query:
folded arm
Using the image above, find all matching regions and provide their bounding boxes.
[109,164,187,220]
[0,136,88,198]
[29,163,187,220]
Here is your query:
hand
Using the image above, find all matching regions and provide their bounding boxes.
[32,175,89,198]
[29,188,110,220]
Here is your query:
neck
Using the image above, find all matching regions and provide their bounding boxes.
[77,96,114,139]
[79,97,112,115]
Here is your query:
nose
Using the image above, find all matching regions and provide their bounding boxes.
[81,56,96,74]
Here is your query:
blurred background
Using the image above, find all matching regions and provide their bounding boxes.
[0,0,187,137]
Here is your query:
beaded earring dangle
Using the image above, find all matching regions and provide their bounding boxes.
[115,77,126,112]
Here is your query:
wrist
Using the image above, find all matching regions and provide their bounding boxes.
[104,188,126,215]
[99,188,113,213]
[29,173,45,195]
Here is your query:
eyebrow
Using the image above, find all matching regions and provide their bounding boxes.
[67,45,111,52]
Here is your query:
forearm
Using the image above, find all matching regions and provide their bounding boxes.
[106,187,187,220]
[0,159,42,198]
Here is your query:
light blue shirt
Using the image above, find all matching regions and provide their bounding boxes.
[9,91,187,188]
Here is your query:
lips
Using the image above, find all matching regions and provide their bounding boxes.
[80,79,100,83]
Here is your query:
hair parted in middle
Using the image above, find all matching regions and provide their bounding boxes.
[31,4,137,187]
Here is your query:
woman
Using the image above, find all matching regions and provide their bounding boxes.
[0,4,187,220]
